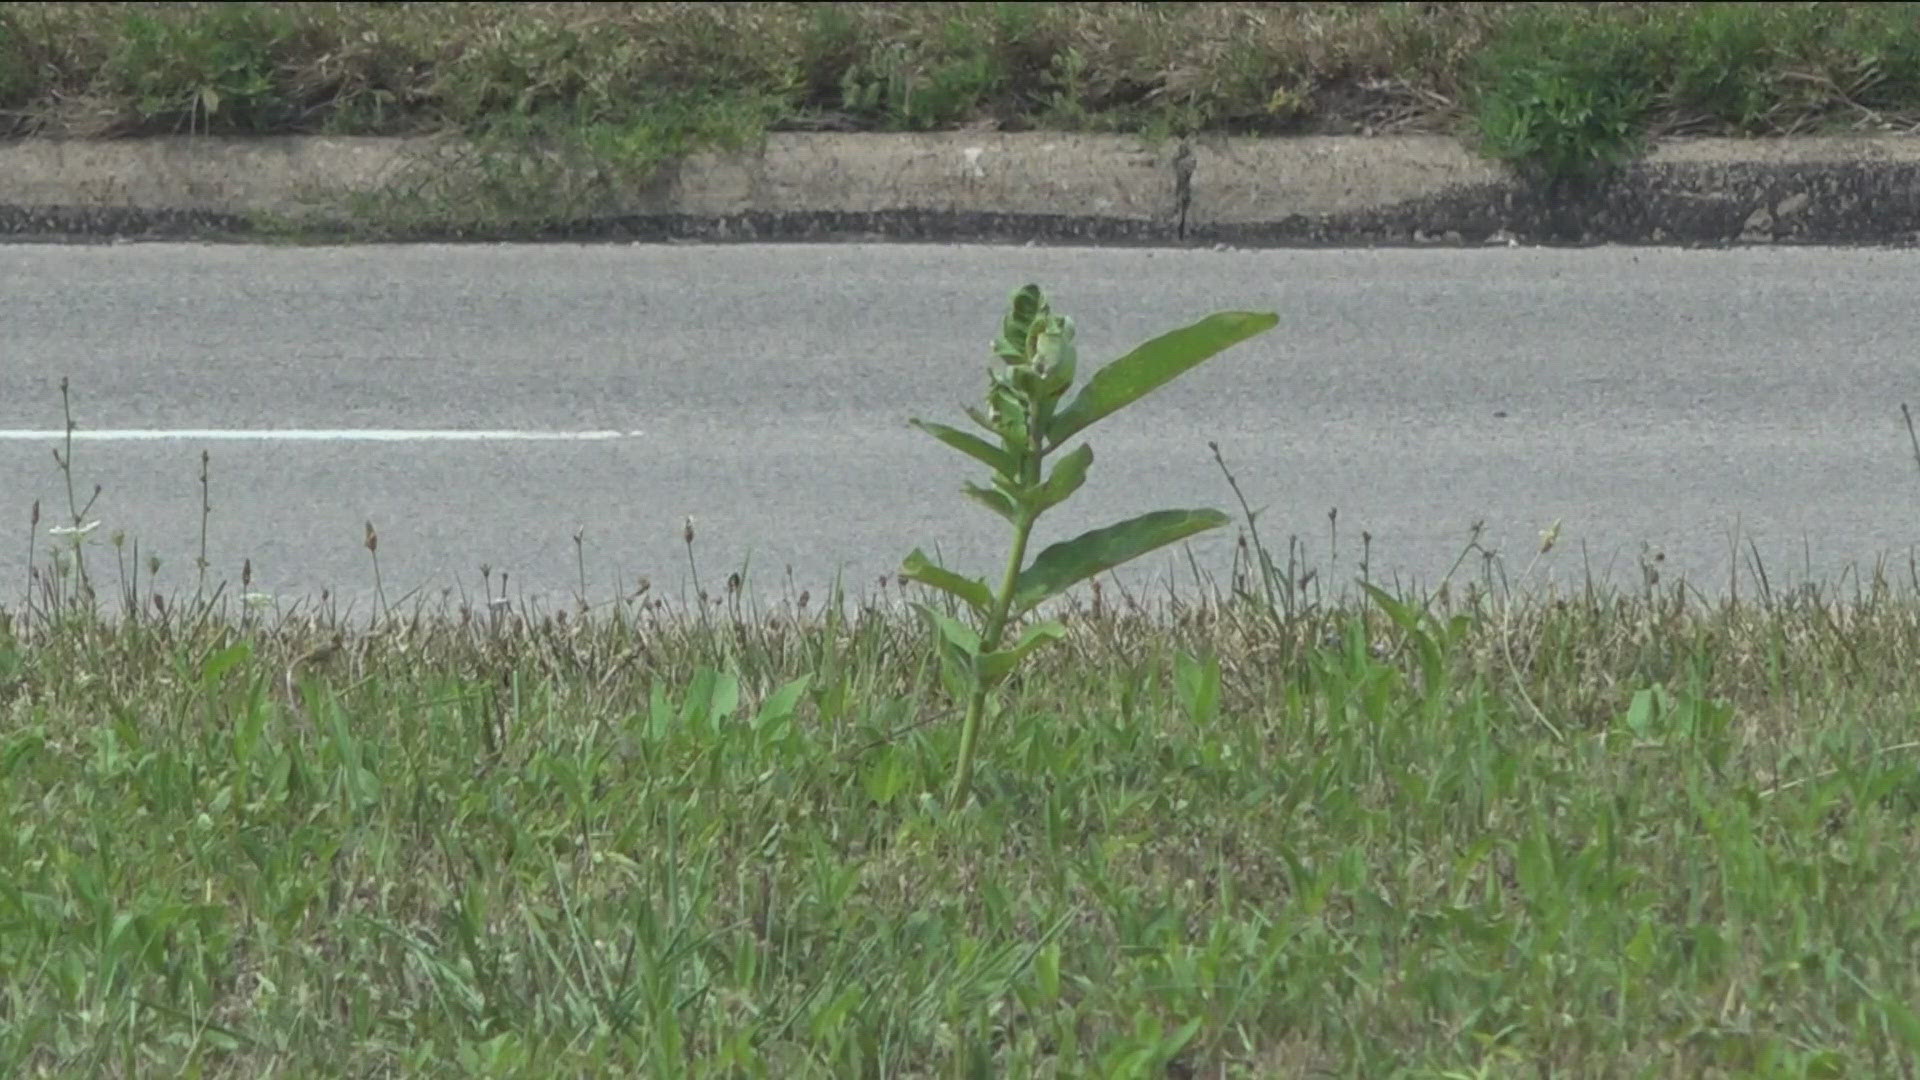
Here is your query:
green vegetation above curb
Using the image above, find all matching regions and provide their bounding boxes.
[2,3,1919,182]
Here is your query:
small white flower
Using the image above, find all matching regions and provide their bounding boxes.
[243,592,274,610]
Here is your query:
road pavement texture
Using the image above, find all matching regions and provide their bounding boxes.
[3,242,1918,614]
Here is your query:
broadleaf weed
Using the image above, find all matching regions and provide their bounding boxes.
[904,283,1275,807]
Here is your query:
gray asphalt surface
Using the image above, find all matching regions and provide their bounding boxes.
[3,242,1918,615]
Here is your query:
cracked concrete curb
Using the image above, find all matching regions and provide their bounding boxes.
[1,131,1917,245]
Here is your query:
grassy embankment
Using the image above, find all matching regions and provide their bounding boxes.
[3,2,1920,231]
[8,376,1920,1075]
[11,508,1920,1075]
[7,4,1920,1075]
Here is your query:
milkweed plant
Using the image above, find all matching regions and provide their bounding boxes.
[904,284,1277,808]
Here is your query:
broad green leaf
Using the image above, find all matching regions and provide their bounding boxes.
[912,602,981,657]
[1047,311,1278,448]
[978,619,1067,687]
[1360,581,1418,635]
[1361,581,1442,693]
[964,482,1020,524]
[753,674,812,731]
[713,670,741,725]
[1012,508,1229,612]
[1173,650,1220,724]
[682,668,740,732]
[201,641,252,687]
[933,643,974,702]
[1623,687,1657,739]
[1034,443,1092,513]
[910,418,1013,476]
[679,668,714,730]
[861,747,912,806]
[901,549,994,613]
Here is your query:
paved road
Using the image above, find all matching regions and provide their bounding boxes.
[3,242,1917,615]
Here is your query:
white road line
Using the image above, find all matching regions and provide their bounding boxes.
[0,429,639,442]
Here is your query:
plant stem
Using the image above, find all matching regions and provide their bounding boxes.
[948,504,1036,809]
[948,403,1048,810]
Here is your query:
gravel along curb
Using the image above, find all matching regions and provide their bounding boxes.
[1,132,1917,245]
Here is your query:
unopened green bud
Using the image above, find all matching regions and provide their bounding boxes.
[1032,315,1076,397]
[996,285,1047,364]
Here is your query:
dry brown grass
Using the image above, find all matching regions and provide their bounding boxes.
[3,2,1917,142]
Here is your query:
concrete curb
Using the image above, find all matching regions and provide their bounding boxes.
[1,132,1917,245]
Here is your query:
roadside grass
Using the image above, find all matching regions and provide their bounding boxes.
[10,485,1920,1074]
[3,1,1920,218]
[9,306,1920,1074]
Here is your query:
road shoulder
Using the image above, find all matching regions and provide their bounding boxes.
[2,132,1916,245]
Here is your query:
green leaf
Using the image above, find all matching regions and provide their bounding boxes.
[754,674,812,731]
[1173,650,1220,724]
[1034,443,1092,513]
[1623,688,1653,738]
[910,419,1014,476]
[713,674,744,726]
[200,641,252,687]
[1012,508,1229,612]
[1160,1018,1203,1062]
[1514,822,1556,905]
[1359,581,1418,636]
[689,668,741,730]
[1033,938,1061,1005]
[1048,311,1278,448]
[988,384,1030,447]
[1361,581,1443,694]
[1881,992,1920,1053]
[1031,314,1077,398]
[978,619,1067,687]
[964,482,1021,524]
[912,602,981,657]
[901,549,994,613]
[648,681,672,740]
[995,284,1047,363]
